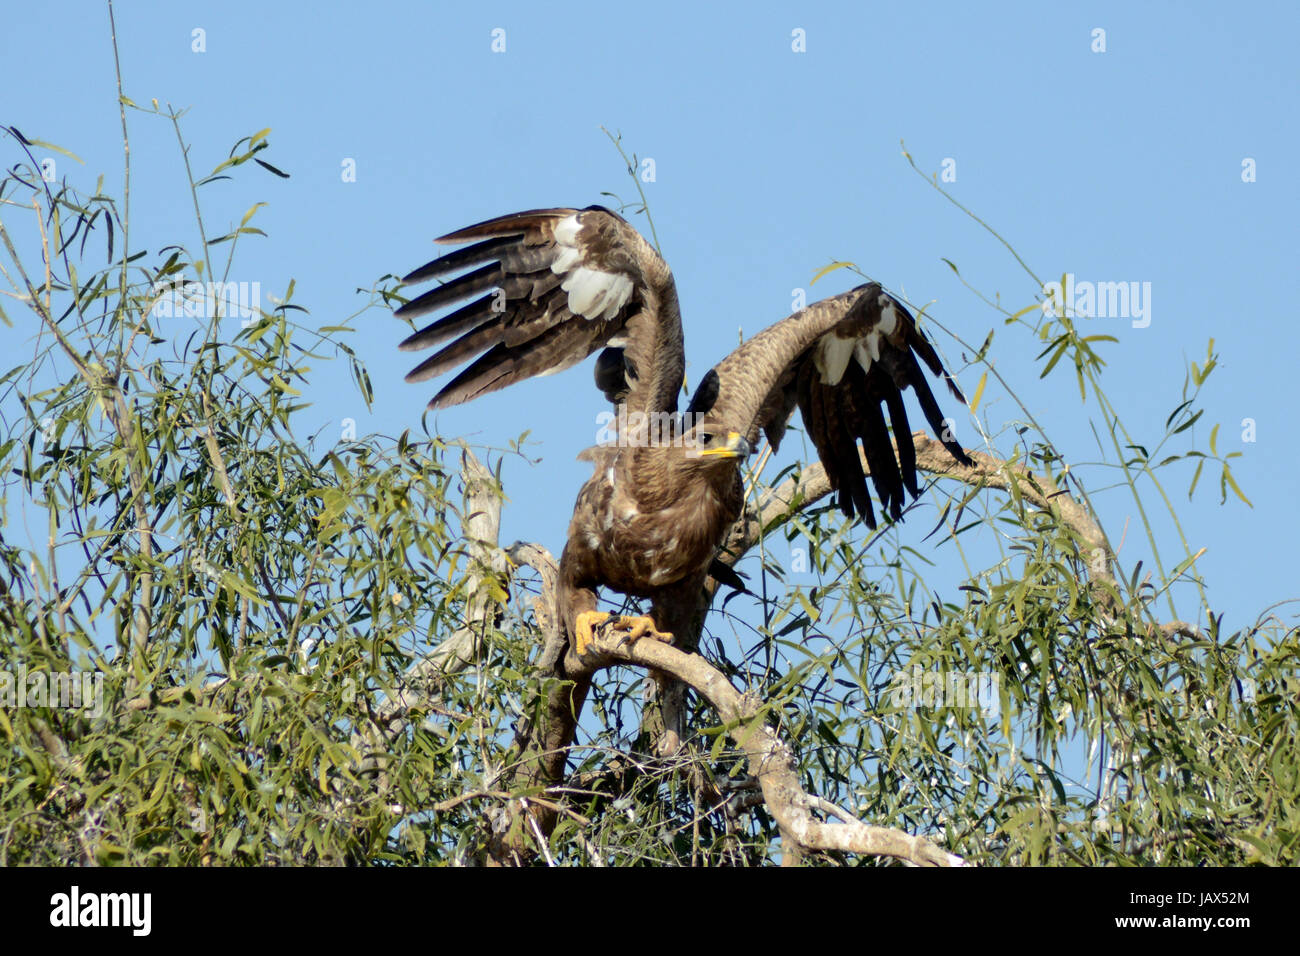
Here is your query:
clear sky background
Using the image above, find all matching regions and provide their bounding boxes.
[2,1,1297,650]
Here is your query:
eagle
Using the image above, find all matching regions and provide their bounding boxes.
[396,206,972,656]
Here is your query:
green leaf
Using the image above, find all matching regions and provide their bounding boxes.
[21,137,85,164]
[1170,551,1202,579]
[240,202,267,227]
[270,374,301,396]
[1040,339,1069,378]
[1223,465,1253,507]
[810,260,856,286]
[1188,458,1205,499]
[255,159,290,178]
[1172,409,1203,435]
[969,371,988,412]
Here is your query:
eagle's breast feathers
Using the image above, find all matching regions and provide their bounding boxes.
[565,441,744,597]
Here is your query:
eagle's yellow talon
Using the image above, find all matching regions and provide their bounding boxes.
[574,610,612,657]
[572,612,673,657]
[610,614,673,647]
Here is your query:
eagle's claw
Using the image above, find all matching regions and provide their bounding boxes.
[573,611,673,658]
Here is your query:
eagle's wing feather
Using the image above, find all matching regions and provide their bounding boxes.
[706,283,971,529]
[397,206,683,414]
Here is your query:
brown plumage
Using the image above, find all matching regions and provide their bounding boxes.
[397,205,972,652]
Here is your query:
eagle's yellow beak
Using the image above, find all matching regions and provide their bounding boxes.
[698,431,752,459]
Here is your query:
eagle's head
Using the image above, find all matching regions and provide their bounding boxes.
[659,420,752,526]
[619,417,749,515]
[675,420,752,494]
[686,425,751,463]
[675,370,750,468]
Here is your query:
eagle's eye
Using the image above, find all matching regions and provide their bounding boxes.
[698,431,714,446]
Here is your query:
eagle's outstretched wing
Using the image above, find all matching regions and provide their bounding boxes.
[702,284,972,529]
[397,206,683,415]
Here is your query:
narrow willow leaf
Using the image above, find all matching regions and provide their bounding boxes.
[970,371,988,412]
[809,260,856,285]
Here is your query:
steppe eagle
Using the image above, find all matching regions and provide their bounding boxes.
[396,206,972,653]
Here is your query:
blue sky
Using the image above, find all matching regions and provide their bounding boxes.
[3,1,1297,649]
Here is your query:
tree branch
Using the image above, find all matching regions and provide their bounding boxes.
[717,432,1112,590]
[579,628,966,866]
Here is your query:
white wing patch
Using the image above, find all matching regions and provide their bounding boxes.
[854,334,881,372]
[817,292,902,382]
[814,335,856,385]
[553,214,583,247]
[551,244,582,273]
[551,213,634,320]
[878,297,900,335]
[563,268,633,319]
